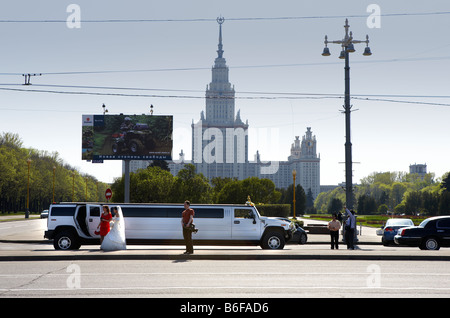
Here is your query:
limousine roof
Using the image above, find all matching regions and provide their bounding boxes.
[55,202,254,207]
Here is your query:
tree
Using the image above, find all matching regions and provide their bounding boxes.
[404,191,421,215]
[211,177,237,202]
[0,132,109,213]
[328,198,343,215]
[441,172,450,192]
[241,177,281,204]
[439,191,450,215]
[280,184,306,216]
[305,189,314,209]
[216,177,281,205]
[133,166,175,202]
[173,164,212,203]
[216,180,244,204]
[357,194,377,214]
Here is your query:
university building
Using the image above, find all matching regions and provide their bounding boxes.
[124,18,321,199]
[168,18,321,199]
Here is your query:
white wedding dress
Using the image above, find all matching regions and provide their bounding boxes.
[101,206,127,251]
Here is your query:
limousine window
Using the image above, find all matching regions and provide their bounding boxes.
[194,208,224,219]
[90,206,100,217]
[51,206,76,216]
[121,207,224,218]
[235,209,254,219]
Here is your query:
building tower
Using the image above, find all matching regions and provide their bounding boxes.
[192,17,249,180]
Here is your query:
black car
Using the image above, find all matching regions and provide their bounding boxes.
[394,216,450,250]
[277,218,308,245]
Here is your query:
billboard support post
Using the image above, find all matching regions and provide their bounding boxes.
[124,160,130,203]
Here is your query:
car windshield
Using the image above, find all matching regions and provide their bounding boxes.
[419,219,431,227]
[386,219,413,227]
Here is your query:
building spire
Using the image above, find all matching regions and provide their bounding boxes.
[216,16,225,58]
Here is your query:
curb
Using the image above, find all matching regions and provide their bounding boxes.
[1,252,449,262]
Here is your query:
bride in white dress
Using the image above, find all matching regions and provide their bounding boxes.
[101,206,127,251]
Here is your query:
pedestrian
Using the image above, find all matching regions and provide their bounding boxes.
[181,200,195,254]
[327,214,341,249]
[96,205,112,245]
[344,206,356,250]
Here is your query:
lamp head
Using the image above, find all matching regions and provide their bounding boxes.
[347,43,355,53]
[322,47,330,56]
[363,46,372,56]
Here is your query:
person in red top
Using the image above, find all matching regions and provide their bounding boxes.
[97,205,112,244]
[181,200,195,254]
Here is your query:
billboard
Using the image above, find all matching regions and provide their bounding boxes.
[82,114,173,160]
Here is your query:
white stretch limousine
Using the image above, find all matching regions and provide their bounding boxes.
[44,203,296,250]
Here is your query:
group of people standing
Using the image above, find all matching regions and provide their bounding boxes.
[96,202,355,252]
[97,205,127,251]
[327,206,357,250]
[96,200,196,253]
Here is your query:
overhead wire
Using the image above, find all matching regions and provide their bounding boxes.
[0,10,449,108]
[0,11,449,23]
[0,84,449,107]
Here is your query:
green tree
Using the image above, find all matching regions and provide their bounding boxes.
[280,184,306,216]
[404,191,421,215]
[328,198,343,215]
[441,172,450,192]
[172,164,212,203]
[216,177,281,205]
[133,166,175,202]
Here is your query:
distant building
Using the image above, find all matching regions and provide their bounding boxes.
[122,160,150,173]
[168,18,320,198]
[410,163,427,179]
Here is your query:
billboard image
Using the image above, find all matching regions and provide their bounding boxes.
[82,114,173,161]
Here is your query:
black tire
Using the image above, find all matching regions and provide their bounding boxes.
[299,233,307,245]
[112,143,120,154]
[261,231,285,250]
[129,139,144,153]
[420,237,440,250]
[53,230,80,250]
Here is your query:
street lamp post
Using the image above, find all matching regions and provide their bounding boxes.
[52,166,56,204]
[26,159,31,219]
[72,171,75,202]
[322,19,372,209]
[292,169,297,219]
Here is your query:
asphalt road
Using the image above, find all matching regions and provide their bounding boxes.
[1,259,449,298]
[1,217,450,300]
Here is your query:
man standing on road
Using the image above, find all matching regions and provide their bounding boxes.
[344,206,356,250]
[181,200,195,255]
[327,214,341,249]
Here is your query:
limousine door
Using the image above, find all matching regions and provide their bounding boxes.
[232,208,259,240]
[86,204,102,237]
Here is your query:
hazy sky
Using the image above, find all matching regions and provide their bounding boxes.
[1,0,449,186]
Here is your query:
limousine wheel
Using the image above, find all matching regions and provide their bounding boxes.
[54,231,80,250]
[262,231,285,250]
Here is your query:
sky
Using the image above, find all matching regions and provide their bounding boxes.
[1,0,450,186]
